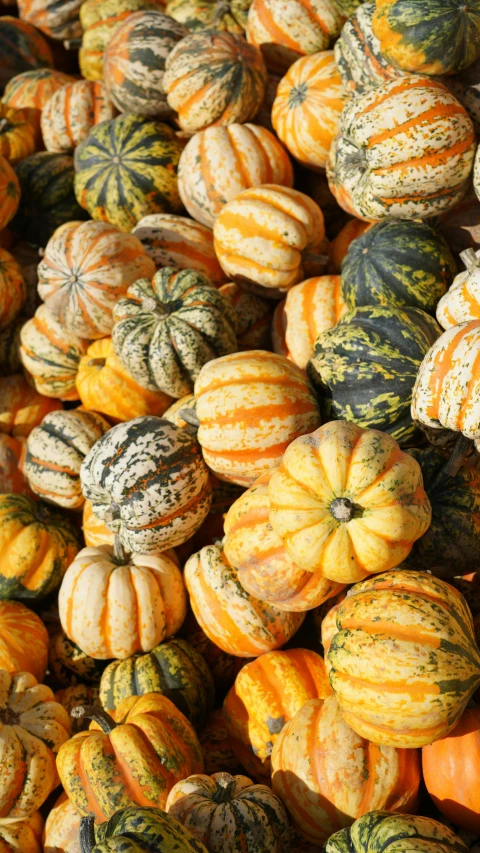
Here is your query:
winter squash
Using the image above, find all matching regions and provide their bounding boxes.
[184,543,305,657]
[112,268,238,399]
[272,51,347,171]
[166,0,251,32]
[422,707,480,833]
[331,0,366,14]
[104,11,187,116]
[59,543,187,660]
[198,710,241,775]
[0,320,23,377]
[307,306,442,445]
[325,812,468,853]
[341,220,456,315]
[0,812,43,853]
[0,600,48,681]
[166,771,290,853]
[98,637,213,726]
[193,350,321,486]
[334,3,406,96]
[162,30,267,134]
[0,492,79,600]
[271,697,421,844]
[23,409,110,510]
[328,570,480,747]
[80,416,212,553]
[80,806,209,852]
[79,0,161,81]
[41,81,116,154]
[0,435,31,495]
[74,114,183,232]
[178,124,293,229]
[0,17,53,93]
[3,69,74,143]
[179,609,246,693]
[213,185,326,294]
[56,684,101,733]
[219,283,273,350]
[133,215,227,285]
[328,219,370,274]
[0,156,20,231]
[38,220,155,340]
[327,76,476,222]
[48,629,107,686]
[83,500,115,548]
[437,248,480,328]
[246,0,343,74]
[0,104,35,164]
[223,648,332,778]
[268,420,432,580]
[17,0,82,40]
[373,0,480,77]
[56,694,204,818]
[43,792,81,853]
[0,375,62,438]
[0,249,26,330]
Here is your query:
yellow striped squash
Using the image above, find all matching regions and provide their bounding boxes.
[436,248,480,328]
[43,792,81,853]
[41,80,116,154]
[0,812,43,852]
[325,813,469,853]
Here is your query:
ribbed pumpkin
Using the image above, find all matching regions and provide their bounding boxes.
[80,416,212,553]
[81,806,209,853]
[0,104,35,164]
[162,29,267,134]
[166,772,290,853]
[272,51,347,171]
[179,609,246,694]
[0,155,20,231]
[0,249,26,330]
[246,0,343,74]
[104,11,187,116]
[79,0,161,81]
[0,670,70,818]
[198,710,241,775]
[3,68,74,142]
[41,81,116,154]
[0,17,53,93]
[436,247,480,328]
[268,420,432,580]
[17,0,82,39]
[56,694,204,819]
[328,570,480,747]
[0,601,48,681]
[219,283,273,350]
[326,813,468,853]
[223,649,332,779]
[327,76,476,222]
[74,114,183,232]
[133,215,227,285]
[112,268,238,399]
[0,492,79,600]
[341,220,456,315]
[184,543,305,657]
[48,629,107,687]
[0,812,43,853]
[0,435,30,496]
[166,0,250,31]
[59,543,187,660]
[334,3,406,96]
[193,350,321,486]
[178,124,293,229]
[307,306,442,445]
[23,409,110,510]
[56,684,101,733]
[38,220,155,339]
[43,792,81,853]
[0,374,62,438]
[99,637,213,726]
[213,184,325,294]
[271,697,420,845]
[331,0,366,13]
[83,499,115,548]
[328,219,370,275]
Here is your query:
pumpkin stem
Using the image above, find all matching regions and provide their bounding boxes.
[460,248,479,271]
[63,37,82,49]
[0,118,10,134]
[112,534,126,564]
[330,497,354,523]
[87,358,106,368]
[80,816,96,853]
[302,251,329,268]
[214,0,231,19]
[442,432,473,479]
[71,705,117,733]
[212,773,237,803]
[179,408,200,431]
[142,296,167,317]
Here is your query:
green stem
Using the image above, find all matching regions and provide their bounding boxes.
[80,816,96,853]
[113,534,126,564]
[212,773,236,803]
[179,408,200,430]
[70,705,117,734]
[442,433,473,478]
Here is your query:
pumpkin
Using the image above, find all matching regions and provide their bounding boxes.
[327,76,476,222]
[307,306,442,445]
[98,637,213,726]
[422,707,480,833]
[133,215,227,285]
[224,471,345,611]
[0,321,23,377]
[328,570,480,747]
[246,0,343,74]
[23,409,111,510]
[166,0,251,33]
[0,669,70,817]
[0,375,62,438]
[271,697,420,845]
[332,0,365,13]
[38,221,155,340]
[0,104,35,164]
[41,81,116,154]
[9,241,40,317]
[0,156,20,231]
[184,543,305,657]
[166,771,290,853]
[0,435,30,496]
[3,68,74,142]
[162,29,267,134]
[268,420,432,580]
[0,17,53,93]
[341,220,456,315]
[0,812,43,853]
[74,114,183,232]
[48,629,107,687]
[80,416,212,553]
[219,283,273,350]
[177,124,293,229]
[328,219,370,275]
[55,684,101,733]
[0,600,48,681]
[437,247,480,329]
[223,648,332,779]
[0,249,26,330]
[43,792,82,853]
[83,500,115,548]
[325,812,468,853]
[17,0,82,40]
[104,11,187,116]
[179,609,246,694]
[59,543,187,660]
[373,0,480,77]
[334,3,406,96]
[213,184,325,294]
[56,694,204,818]
[193,350,321,486]
[112,268,238,399]
[80,806,209,853]
[198,710,241,775]
[79,0,161,81]
[272,51,347,171]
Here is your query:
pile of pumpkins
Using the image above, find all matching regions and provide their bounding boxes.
[2,0,480,851]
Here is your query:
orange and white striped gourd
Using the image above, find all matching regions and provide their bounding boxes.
[436,248,480,329]
[219,283,273,350]
[3,69,75,143]
[0,374,62,438]
[20,304,89,401]
[83,499,115,547]
[41,80,116,153]
[0,103,36,164]
[0,812,43,852]
[16,0,82,40]
[43,792,81,853]
[0,155,20,231]
[0,600,49,681]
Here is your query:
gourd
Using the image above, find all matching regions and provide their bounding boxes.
[0,600,49,681]
[0,811,43,853]
[198,710,241,775]
[3,68,74,142]
[437,248,480,328]
[79,807,209,852]
[17,0,82,39]
[331,0,366,14]
[0,320,22,377]
[0,374,62,437]
[219,283,273,350]
[166,0,251,33]
[324,812,468,853]
[48,629,107,687]
[0,248,26,330]
[268,420,432,581]
[0,17,53,93]
[334,3,406,96]
[328,220,371,274]
[178,609,245,693]
[83,500,115,548]
[0,103,36,163]
[41,81,116,154]
[0,155,20,231]
[78,0,160,81]
[43,792,82,853]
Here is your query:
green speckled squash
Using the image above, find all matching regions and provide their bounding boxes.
[55,684,100,733]
[332,0,366,15]
[307,305,441,445]
[99,637,214,726]
[334,3,406,95]
[0,17,53,93]
[166,0,251,33]
[325,812,468,853]
[79,0,160,81]
[49,629,108,686]
[74,113,183,232]
[81,807,209,853]
[341,220,456,315]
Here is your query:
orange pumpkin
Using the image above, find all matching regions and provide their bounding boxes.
[0,248,26,330]
[179,608,246,694]
[3,68,75,143]
[0,600,49,680]
[328,218,371,274]
[0,103,36,163]
[0,154,20,230]
[83,498,115,547]
[0,374,62,437]
[0,434,31,496]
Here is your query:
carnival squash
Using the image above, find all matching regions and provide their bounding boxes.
[78,0,160,81]
[80,806,209,853]
[83,500,115,549]
[41,80,116,154]
[48,629,107,687]
[0,435,30,496]
[43,791,82,853]
[0,104,35,164]
[324,812,468,853]
[328,219,370,275]
[0,601,48,681]
[166,0,250,33]
[0,156,20,231]
[0,17,53,94]
[55,684,100,733]
[0,249,26,330]
[0,812,43,853]
[133,215,227,285]
[334,3,406,96]
[179,609,245,694]
[436,247,480,328]
[0,320,22,377]
[0,375,62,438]
[198,710,240,775]
[219,283,273,350]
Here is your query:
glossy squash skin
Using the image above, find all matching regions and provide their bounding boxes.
[79,0,161,81]
[84,805,210,852]
[162,29,267,134]
[0,155,20,231]
[179,609,246,694]
[178,123,293,229]
[198,710,241,775]
[0,600,48,681]
[41,80,116,154]
[3,68,74,142]
[0,811,43,852]
[0,374,62,438]
[324,812,468,853]
[328,571,480,748]
[43,791,81,853]
[436,247,480,329]
[17,0,82,39]
[0,17,53,94]
[0,248,26,330]
[0,103,36,164]
[219,283,273,350]
[48,629,107,687]
[271,697,421,844]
